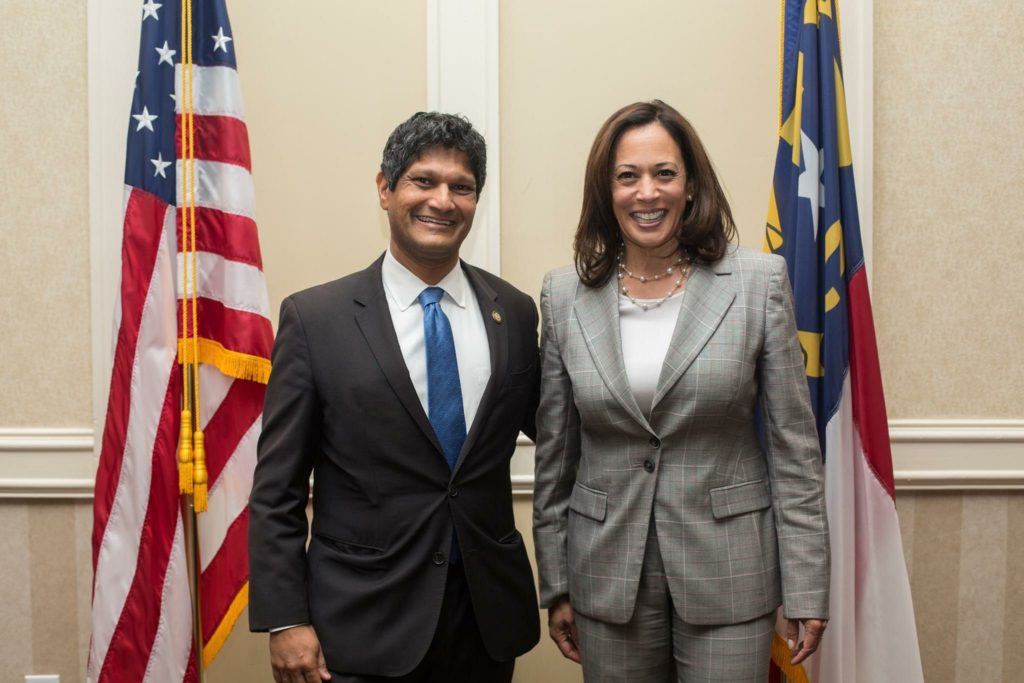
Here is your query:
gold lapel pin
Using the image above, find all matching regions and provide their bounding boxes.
[491,310,503,324]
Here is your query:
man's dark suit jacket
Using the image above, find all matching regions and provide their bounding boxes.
[248,254,541,677]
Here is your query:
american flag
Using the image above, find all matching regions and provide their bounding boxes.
[765,0,923,681]
[89,0,272,680]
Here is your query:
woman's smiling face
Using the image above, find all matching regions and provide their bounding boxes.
[611,122,690,256]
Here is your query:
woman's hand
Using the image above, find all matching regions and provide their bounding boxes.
[548,596,581,663]
[785,617,827,665]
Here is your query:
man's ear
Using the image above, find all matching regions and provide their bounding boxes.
[376,171,390,209]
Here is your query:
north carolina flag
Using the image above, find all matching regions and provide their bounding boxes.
[765,1,923,680]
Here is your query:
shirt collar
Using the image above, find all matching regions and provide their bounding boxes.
[382,248,469,312]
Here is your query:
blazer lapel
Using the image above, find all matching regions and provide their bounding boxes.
[352,257,443,456]
[573,274,651,431]
[651,258,735,410]
[452,263,506,476]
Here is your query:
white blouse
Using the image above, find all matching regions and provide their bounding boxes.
[618,290,685,415]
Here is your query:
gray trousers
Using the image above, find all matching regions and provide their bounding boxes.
[575,519,776,682]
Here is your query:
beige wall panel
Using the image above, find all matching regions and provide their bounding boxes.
[74,500,94,681]
[0,504,33,681]
[0,0,92,426]
[896,492,915,577]
[499,0,779,297]
[1004,495,1024,678]
[228,3,426,319]
[955,494,1008,681]
[873,4,1024,418]
[29,502,82,681]
[909,493,962,683]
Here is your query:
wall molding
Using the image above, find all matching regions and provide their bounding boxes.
[0,428,96,499]
[426,0,501,275]
[3,422,1020,498]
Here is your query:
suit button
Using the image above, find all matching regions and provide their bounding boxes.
[649,436,661,448]
[643,460,655,473]
[432,552,446,566]
[448,486,458,498]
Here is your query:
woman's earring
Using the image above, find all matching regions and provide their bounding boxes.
[686,193,694,202]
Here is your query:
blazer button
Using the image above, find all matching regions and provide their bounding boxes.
[643,459,655,473]
[432,552,446,566]
[649,436,661,448]
[448,486,459,498]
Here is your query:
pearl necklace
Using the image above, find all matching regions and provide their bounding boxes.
[619,259,691,311]
[617,252,685,283]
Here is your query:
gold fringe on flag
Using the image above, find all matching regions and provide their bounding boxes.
[178,338,272,384]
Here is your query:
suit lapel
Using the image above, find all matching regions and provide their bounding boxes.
[573,274,651,431]
[452,263,506,475]
[352,256,443,455]
[651,258,735,410]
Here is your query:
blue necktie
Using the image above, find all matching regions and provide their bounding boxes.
[419,287,465,562]
[419,287,466,470]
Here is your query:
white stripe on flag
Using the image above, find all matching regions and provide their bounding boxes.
[174,64,245,119]
[199,415,260,571]
[175,159,256,219]
[809,375,924,683]
[197,363,235,431]
[89,206,179,680]
[176,250,272,318]
[141,516,193,683]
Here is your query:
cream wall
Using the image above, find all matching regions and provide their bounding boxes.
[873,3,1024,418]
[0,0,92,427]
[499,1,780,294]
[1,1,1023,682]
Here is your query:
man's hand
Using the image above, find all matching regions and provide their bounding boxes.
[548,596,581,664]
[269,625,331,683]
[785,617,827,665]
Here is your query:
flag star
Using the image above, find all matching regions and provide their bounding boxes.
[151,153,172,178]
[211,26,233,52]
[155,41,176,66]
[132,106,158,132]
[797,130,826,240]
[169,91,176,103]
[141,0,162,21]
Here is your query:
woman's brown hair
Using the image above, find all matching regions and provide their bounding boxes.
[574,100,737,287]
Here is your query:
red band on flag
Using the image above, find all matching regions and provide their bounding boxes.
[847,267,896,499]
[178,297,273,360]
[176,114,252,171]
[176,206,264,270]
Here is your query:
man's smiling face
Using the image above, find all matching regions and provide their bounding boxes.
[378,146,478,273]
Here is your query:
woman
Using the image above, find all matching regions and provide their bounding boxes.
[532,100,830,682]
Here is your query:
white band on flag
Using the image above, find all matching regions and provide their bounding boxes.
[175,159,256,220]
[174,64,246,119]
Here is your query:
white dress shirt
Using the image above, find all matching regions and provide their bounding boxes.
[382,248,492,431]
[619,291,685,415]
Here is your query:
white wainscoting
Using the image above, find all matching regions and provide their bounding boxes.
[2,420,1021,499]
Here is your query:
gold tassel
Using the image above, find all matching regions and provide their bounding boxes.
[178,409,194,494]
[192,429,208,512]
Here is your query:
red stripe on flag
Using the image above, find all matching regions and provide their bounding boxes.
[94,189,171,568]
[847,267,896,499]
[200,509,249,644]
[176,114,251,171]
[97,368,182,682]
[176,206,264,270]
[178,297,273,360]
[203,379,265,486]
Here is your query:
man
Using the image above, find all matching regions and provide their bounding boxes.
[249,112,540,682]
